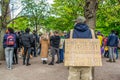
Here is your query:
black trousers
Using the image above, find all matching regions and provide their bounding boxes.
[50,47,60,64]
[13,48,18,64]
[23,47,31,64]
[104,50,109,58]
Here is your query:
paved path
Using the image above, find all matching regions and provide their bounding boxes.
[0,56,120,80]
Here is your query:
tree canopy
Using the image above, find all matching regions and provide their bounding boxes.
[2,0,120,36]
[96,0,120,36]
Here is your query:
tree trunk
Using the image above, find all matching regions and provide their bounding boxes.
[0,0,10,60]
[0,28,6,60]
[84,0,98,80]
[84,0,98,29]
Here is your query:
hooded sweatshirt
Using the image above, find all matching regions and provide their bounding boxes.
[107,33,119,47]
[72,23,92,39]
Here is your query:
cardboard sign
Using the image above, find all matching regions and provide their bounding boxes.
[64,39,102,66]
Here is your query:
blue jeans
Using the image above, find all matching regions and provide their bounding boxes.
[33,46,36,57]
[109,47,116,60]
[5,47,14,69]
[59,49,64,61]
[115,48,118,59]
[37,47,41,55]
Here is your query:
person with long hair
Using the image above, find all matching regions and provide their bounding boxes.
[3,27,16,70]
[40,33,50,64]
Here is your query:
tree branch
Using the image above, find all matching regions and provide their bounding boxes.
[118,0,120,4]
[7,6,26,24]
[6,6,22,16]
[3,0,10,19]
[7,16,26,24]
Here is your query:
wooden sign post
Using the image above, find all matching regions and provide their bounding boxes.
[64,39,102,66]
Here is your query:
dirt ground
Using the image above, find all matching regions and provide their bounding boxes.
[0,56,120,80]
[94,57,120,80]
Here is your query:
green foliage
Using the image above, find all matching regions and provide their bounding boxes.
[96,0,120,36]
[7,17,29,31]
[47,0,120,36]
[0,0,10,28]
[21,0,50,31]
[45,0,84,31]
[3,0,120,36]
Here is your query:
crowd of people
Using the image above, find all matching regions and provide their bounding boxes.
[97,30,119,62]
[2,27,66,70]
[1,16,120,80]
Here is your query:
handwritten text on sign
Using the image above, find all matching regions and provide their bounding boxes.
[64,39,102,66]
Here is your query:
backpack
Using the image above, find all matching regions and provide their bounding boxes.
[6,34,15,46]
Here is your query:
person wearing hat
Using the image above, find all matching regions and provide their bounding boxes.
[67,16,94,80]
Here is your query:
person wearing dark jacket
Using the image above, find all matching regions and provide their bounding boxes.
[13,32,19,65]
[21,28,33,66]
[68,16,93,80]
[48,31,60,65]
[31,30,39,57]
[72,23,92,38]
[3,28,16,70]
[66,23,92,39]
[107,30,119,62]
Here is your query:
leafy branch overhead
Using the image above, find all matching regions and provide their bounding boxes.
[1,0,120,35]
[20,0,50,31]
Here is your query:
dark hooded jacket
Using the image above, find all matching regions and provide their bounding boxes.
[72,23,92,38]
[21,33,33,48]
[107,33,119,47]
[50,35,60,48]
